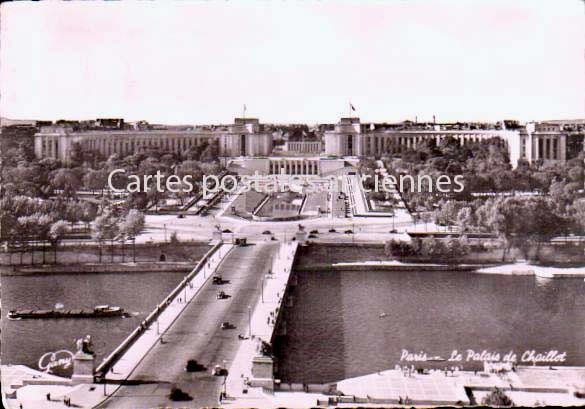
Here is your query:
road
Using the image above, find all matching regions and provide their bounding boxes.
[100,242,278,408]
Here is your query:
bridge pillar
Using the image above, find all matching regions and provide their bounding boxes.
[71,351,95,385]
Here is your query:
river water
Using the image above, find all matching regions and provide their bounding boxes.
[1,271,186,377]
[274,270,585,384]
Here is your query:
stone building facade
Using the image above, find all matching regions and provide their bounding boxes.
[324,117,570,167]
[34,118,272,163]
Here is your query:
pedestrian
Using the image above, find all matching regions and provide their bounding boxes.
[19,403,23,409]
[46,392,51,401]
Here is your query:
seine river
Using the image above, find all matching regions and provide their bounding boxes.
[274,270,585,384]
[1,271,186,377]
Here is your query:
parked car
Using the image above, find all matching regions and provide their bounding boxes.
[212,365,228,376]
[221,321,235,330]
[217,291,229,300]
[185,359,205,372]
[212,276,224,285]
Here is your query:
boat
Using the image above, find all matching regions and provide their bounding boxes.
[7,305,127,320]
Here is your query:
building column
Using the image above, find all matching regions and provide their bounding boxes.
[534,135,540,160]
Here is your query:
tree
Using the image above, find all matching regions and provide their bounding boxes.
[119,210,145,262]
[434,200,465,226]
[477,196,566,261]
[49,220,70,264]
[17,213,52,264]
[79,201,98,231]
[92,212,119,263]
[481,387,514,407]
[568,166,584,184]
[419,237,447,258]
[570,200,585,235]
[385,239,416,258]
[83,169,108,195]
[50,168,81,198]
[456,207,473,233]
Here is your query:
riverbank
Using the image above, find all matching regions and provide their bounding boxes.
[477,262,585,278]
[0,241,211,266]
[293,259,585,277]
[0,262,194,276]
[294,261,487,272]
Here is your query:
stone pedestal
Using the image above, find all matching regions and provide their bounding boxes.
[71,351,95,385]
[295,230,308,244]
[251,355,274,379]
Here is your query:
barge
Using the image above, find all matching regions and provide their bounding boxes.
[7,305,127,320]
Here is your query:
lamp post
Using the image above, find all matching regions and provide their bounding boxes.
[248,305,251,337]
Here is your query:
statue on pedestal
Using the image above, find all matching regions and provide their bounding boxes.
[75,335,95,355]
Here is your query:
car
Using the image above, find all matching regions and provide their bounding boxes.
[310,230,319,234]
[222,229,232,233]
[389,229,398,234]
[177,214,185,219]
[344,229,353,234]
[308,234,317,239]
[212,276,224,285]
[221,321,235,330]
[328,228,337,233]
[185,359,206,372]
[262,230,272,235]
[212,365,228,376]
[217,291,229,300]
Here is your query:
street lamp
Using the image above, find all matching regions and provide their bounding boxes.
[248,305,251,337]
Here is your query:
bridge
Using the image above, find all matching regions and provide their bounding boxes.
[95,240,285,408]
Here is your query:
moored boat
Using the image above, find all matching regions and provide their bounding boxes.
[7,305,127,320]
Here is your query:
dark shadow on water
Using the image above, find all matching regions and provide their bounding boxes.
[273,270,346,384]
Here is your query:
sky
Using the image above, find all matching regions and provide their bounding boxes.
[1,0,584,125]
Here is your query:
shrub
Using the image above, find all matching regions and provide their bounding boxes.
[481,387,514,407]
